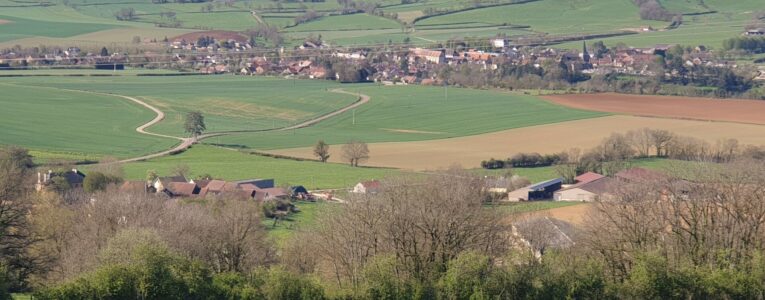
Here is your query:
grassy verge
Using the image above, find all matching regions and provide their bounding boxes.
[119,145,402,190]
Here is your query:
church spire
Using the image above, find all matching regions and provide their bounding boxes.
[582,40,590,63]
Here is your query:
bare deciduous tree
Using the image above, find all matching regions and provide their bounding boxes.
[306,168,509,287]
[342,140,370,167]
[313,140,331,163]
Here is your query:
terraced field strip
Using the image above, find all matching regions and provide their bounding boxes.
[268,115,765,170]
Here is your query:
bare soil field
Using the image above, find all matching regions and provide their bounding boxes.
[543,93,765,125]
[269,115,765,170]
[515,203,592,225]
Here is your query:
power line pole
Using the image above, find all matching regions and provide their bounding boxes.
[352,109,356,125]
[444,83,448,102]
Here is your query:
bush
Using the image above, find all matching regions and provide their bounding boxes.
[83,171,122,193]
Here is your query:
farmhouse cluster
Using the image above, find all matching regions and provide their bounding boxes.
[500,167,685,203]
[33,168,313,201]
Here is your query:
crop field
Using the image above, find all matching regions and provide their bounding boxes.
[6,76,358,136]
[0,0,760,47]
[543,93,765,125]
[0,14,118,42]
[269,115,765,170]
[119,145,403,190]
[0,83,175,158]
[416,0,664,35]
[216,85,606,150]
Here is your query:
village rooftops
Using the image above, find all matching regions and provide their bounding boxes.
[167,182,200,197]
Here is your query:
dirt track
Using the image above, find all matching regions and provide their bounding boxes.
[543,93,765,125]
[114,88,369,163]
[269,115,765,170]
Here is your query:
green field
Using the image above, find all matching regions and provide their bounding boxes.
[0,14,118,42]
[0,0,761,48]
[6,76,358,137]
[266,200,334,245]
[120,145,402,189]
[0,83,175,158]
[216,84,607,150]
[416,0,665,35]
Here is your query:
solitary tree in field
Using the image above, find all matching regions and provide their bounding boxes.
[313,140,331,163]
[342,140,369,167]
[184,111,206,140]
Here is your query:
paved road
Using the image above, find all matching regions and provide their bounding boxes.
[114,88,370,163]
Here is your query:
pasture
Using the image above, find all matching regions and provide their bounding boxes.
[119,145,403,190]
[0,83,175,158]
[269,115,765,170]
[6,76,358,137]
[217,85,606,150]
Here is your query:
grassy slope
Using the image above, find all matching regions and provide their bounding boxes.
[555,0,764,49]
[218,84,607,150]
[286,14,402,32]
[6,76,358,136]
[120,145,402,189]
[417,0,665,34]
[0,14,118,42]
[0,83,175,157]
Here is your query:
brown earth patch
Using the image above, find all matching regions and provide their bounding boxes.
[514,203,592,225]
[268,115,765,170]
[543,93,765,125]
[382,128,445,134]
[171,30,248,44]
[0,19,11,25]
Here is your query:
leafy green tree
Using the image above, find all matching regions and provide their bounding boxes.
[184,111,206,140]
[438,251,493,300]
[83,172,122,193]
[261,267,325,300]
[363,255,417,300]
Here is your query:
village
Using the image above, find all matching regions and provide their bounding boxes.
[3,32,765,84]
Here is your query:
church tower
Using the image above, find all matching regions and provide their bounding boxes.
[582,40,590,64]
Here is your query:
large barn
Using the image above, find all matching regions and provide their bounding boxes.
[507,178,563,201]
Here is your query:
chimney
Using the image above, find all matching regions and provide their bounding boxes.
[37,172,41,184]
[72,168,78,174]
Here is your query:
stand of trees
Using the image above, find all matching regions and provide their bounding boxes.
[723,36,765,54]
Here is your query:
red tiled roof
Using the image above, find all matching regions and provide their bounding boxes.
[167,182,199,197]
[205,180,227,192]
[361,180,381,190]
[575,172,605,184]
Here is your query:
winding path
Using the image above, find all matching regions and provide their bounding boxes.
[113,88,371,163]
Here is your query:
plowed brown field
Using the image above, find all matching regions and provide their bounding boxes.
[543,93,765,125]
[269,116,765,170]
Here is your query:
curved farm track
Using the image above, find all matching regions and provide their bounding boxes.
[113,88,370,163]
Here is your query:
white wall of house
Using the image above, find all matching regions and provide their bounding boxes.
[352,183,366,194]
[554,188,595,202]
